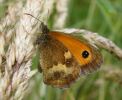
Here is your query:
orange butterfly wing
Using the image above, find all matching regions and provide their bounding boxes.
[49,31,103,73]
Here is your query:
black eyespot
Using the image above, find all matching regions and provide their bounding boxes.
[82,50,89,58]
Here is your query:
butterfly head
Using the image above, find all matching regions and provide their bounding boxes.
[35,23,50,45]
[40,22,50,34]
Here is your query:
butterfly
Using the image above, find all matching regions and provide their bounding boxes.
[34,21,103,88]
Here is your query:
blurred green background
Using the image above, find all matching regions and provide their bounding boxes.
[0,0,122,100]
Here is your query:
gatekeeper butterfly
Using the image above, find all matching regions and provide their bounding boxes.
[25,13,103,88]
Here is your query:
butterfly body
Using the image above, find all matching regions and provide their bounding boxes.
[36,23,103,88]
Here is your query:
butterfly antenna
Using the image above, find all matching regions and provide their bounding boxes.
[24,13,49,34]
[24,13,43,23]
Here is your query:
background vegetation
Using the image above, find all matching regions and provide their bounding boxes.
[0,0,122,100]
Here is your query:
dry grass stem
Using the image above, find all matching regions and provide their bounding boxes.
[0,0,55,99]
[101,67,122,86]
[0,1,24,43]
[0,32,5,64]
[53,0,69,29]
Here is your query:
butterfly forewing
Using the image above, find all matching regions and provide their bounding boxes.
[49,31,103,74]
